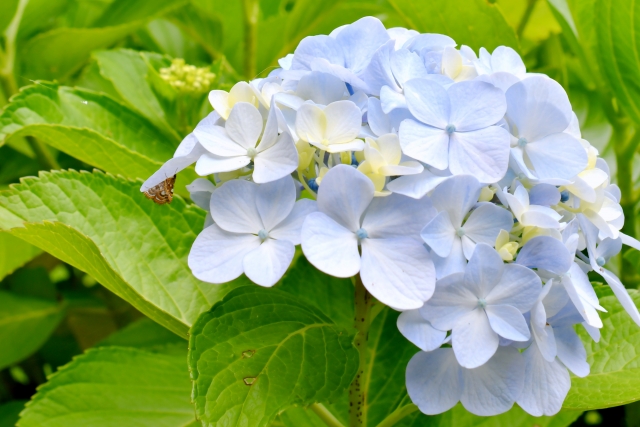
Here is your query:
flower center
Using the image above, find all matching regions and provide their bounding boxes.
[596,256,606,267]
[247,147,258,159]
[517,137,528,147]
[445,124,456,134]
[258,229,269,241]
[477,298,487,309]
[355,228,369,239]
[456,227,465,237]
[560,190,570,203]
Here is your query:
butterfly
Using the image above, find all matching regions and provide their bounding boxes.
[143,175,176,204]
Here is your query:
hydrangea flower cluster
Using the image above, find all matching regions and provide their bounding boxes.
[141,16,640,417]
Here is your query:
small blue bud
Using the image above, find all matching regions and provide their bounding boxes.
[517,137,528,147]
[351,152,359,166]
[307,178,319,192]
[596,256,606,267]
[355,228,369,239]
[560,190,570,203]
[477,298,487,309]
[513,218,519,224]
[445,124,456,134]
[258,229,269,241]
[345,82,355,96]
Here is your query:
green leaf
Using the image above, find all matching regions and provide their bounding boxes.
[0,0,18,35]
[0,83,183,181]
[278,255,354,329]
[0,290,65,370]
[0,401,26,427]
[0,232,41,281]
[98,318,186,351]
[91,49,180,140]
[18,347,197,427]
[591,0,640,125]
[278,406,328,427]
[0,170,246,337]
[387,0,519,53]
[169,4,223,59]
[92,0,187,27]
[564,289,640,409]
[189,286,358,427]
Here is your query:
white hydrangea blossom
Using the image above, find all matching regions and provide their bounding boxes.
[142,16,640,417]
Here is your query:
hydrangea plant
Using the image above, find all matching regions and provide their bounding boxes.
[141,15,640,421]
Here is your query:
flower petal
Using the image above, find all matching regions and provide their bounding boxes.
[463,203,513,246]
[271,199,318,245]
[463,243,504,298]
[554,325,589,377]
[296,103,326,143]
[243,239,295,287]
[324,100,363,144]
[225,102,263,149]
[141,136,206,191]
[195,152,250,176]
[363,193,436,239]
[317,164,374,231]
[430,174,481,228]
[397,310,447,352]
[406,348,462,415]
[420,211,456,257]
[516,236,572,275]
[255,176,296,231]
[526,133,588,181]
[301,212,360,278]
[398,120,450,169]
[485,304,530,341]
[253,133,299,183]
[360,237,436,310]
[422,272,476,331]
[188,225,261,283]
[296,71,346,104]
[386,169,450,199]
[486,263,541,312]
[404,78,450,128]
[448,80,507,131]
[336,16,390,74]
[448,127,510,183]
[210,179,262,233]
[452,307,499,368]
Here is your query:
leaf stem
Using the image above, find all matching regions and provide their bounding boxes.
[375,404,419,427]
[0,0,29,99]
[349,274,372,427]
[242,0,258,79]
[310,403,346,427]
[516,0,537,38]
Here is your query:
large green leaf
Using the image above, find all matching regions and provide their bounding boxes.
[0,401,26,427]
[387,0,519,53]
[0,83,183,180]
[0,170,246,337]
[91,49,180,140]
[0,290,65,370]
[189,286,358,427]
[590,0,640,124]
[18,346,197,427]
[98,318,186,351]
[0,232,41,281]
[564,289,640,409]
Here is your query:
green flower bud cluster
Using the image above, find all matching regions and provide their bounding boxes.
[159,59,215,93]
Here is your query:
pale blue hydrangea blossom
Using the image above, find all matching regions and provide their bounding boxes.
[142,16,640,417]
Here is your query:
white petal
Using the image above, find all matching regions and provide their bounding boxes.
[398,120,449,169]
[554,325,589,377]
[420,211,456,257]
[380,86,409,113]
[452,307,500,369]
[292,35,343,71]
[475,71,520,92]
[301,212,360,278]
[430,174,481,228]
[386,169,450,199]
[296,71,346,104]
[253,133,299,183]
[363,193,436,239]
[188,225,261,283]
[526,133,588,181]
[506,76,572,142]
[210,179,262,233]
[448,127,510,183]
[195,152,250,175]
[362,41,397,96]
[208,90,230,119]
[317,164,374,231]
[336,16,390,74]
[448,80,507,131]
[529,184,561,206]
[516,236,572,275]
[324,100,362,144]
[360,238,436,310]
[296,103,326,143]
[431,237,467,279]
[486,264,541,312]
[406,348,462,415]
[255,176,296,231]
[324,139,365,153]
[460,346,525,416]
[463,243,504,298]
[397,310,447,352]
[270,199,318,245]
[391,48,428,85]
[404,78,450,128]
[195,125,247,157]
[491,46,526,75]
[485,304,530,341]
[225,102,263,149]
[462,203,513,246]
[141,139,206,191]
[243,239,295,287]
[600,268,640,327]
[517,342,570,416]
[422,272,476,331]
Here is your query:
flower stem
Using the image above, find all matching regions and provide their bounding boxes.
[242,0,258,79]
[310,403,346,427]
[516,0,537,39]
[349,274,372,427]
[375,404,419,427]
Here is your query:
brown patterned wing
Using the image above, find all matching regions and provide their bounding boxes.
[143,175,176,204]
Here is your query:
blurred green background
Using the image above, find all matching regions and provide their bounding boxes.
[0,0,639,426]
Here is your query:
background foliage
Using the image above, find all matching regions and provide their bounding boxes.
[1,0,640,426]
